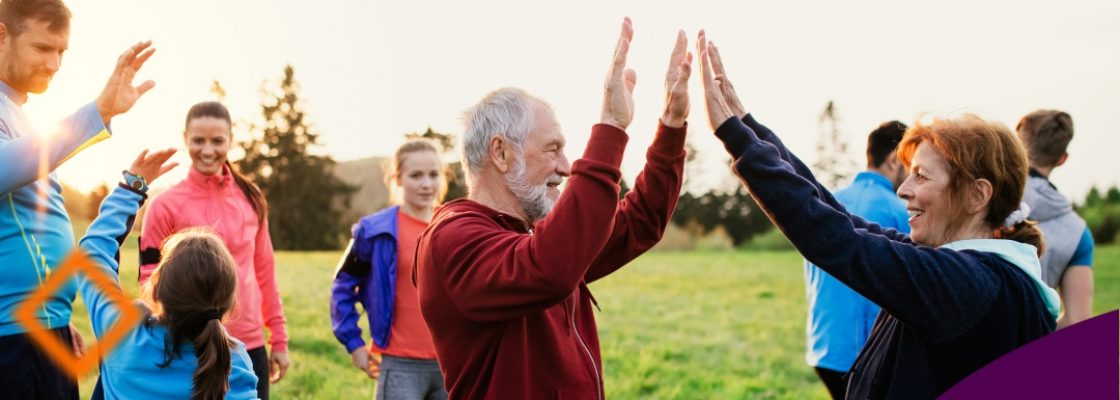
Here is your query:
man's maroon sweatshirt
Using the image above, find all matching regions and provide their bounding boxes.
[415,122,686,399]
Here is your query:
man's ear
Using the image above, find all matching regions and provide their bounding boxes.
[887,153,901,171]
[489,135,511,173]
[1056,152,1069,168]
[0,23,9,44]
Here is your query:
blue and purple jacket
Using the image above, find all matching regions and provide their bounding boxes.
[330,205,400,352]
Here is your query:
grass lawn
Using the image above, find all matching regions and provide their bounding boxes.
[67,240,1120,399]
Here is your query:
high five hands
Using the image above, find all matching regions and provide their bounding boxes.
[697,30,747,130]
[601,19,750,132]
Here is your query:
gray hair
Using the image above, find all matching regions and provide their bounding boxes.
[461,87,550,181]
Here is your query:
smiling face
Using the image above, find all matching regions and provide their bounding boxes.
[0,19,68,94]
[506,103,571,221]
[897,142,955,246]
[396,149,443,212]
[185,116,231,176]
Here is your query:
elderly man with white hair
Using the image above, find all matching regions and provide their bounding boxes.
[415,18,692,399]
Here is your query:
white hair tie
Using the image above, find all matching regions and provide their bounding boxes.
[1002,202,1031,228]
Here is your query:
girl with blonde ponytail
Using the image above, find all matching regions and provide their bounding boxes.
[77,149,258,399]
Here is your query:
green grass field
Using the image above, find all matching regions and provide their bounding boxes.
[68,242,1120,399]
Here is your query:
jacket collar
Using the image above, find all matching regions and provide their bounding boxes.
[853,171,894,192]
[435,198,531,233]
[187,163,233,190]
[357,205,400,239]
[940,239,1060,318]
[0,79,27,106]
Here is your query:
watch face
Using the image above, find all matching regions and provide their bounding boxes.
[131,180,144,190]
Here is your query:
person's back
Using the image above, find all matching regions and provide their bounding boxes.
[804,121,910,398]
[97,317,258,399]
[74,150,259,399]
[1016,109,1095,328]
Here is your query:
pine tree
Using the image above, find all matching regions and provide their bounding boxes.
[814,100,857,189]
[235,65,357,250]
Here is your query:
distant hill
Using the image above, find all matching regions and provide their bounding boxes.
[333,156,390,226]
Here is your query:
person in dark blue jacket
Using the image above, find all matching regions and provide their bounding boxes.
[330,140,449,399]
[695,31,1057,398]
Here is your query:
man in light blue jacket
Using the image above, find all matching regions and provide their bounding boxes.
[0,0,156,397]
[803,121,910,399]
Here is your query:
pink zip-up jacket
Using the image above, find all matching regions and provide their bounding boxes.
[138,164,288,353]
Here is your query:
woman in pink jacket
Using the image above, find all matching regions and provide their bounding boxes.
[139,101,289,399]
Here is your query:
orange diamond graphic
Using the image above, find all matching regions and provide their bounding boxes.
[14,249,142,379]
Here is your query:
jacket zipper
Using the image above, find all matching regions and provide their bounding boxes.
[571,294,602,400]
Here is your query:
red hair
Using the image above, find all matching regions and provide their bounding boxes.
[897,114,1043,255]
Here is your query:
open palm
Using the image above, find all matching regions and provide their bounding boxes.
[96,41,156,123]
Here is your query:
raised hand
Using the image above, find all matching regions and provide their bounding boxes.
[601,17,637,130]
[96,41,156,123]
[696,30,734,131]
[708,40,746,119]
[127,148,178,185]
[661,30,693,128]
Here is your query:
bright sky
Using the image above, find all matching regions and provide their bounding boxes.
[26,0,1120,201]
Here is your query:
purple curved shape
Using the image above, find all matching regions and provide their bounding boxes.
[940,310,1118,399]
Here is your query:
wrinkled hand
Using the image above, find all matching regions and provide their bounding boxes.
[269,351,290,383]
[128,148,178,185]
[600,17,637,130]
[707,39,746,119]
[661,30,693,128]
[349,348,381,379]
[68,323,84,358]
[697,30,735,131]
[96,41,156,123]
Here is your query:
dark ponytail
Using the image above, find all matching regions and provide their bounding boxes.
[226,160,268,224]
[146,230,240,399]
[191,319,233,400]
[185,101,269,224]
[995,220,1046,257]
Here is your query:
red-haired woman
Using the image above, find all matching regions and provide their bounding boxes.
[696,32,1056,398]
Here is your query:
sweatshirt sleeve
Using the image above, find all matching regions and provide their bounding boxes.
[585,121,687,283]
[253,219,289,353]
[76,184,146,337]
[0,103,110,194]
[330,238,368,353]
[428,124,627,322]
[715,116,1001,342]
[138,195,175,285]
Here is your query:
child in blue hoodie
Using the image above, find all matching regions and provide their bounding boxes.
[77,149,258,399]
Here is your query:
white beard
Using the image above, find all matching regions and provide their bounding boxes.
[505,157,561,221]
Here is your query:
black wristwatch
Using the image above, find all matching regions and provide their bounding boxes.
[122,170,148,193]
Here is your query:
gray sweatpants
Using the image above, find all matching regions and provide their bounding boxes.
[376,355,448,400]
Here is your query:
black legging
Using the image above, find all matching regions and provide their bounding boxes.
[247,346,270,400]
